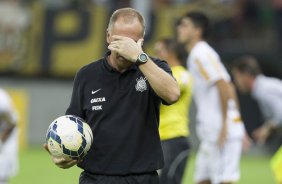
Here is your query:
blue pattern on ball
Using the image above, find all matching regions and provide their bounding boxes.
[46,115,92,160]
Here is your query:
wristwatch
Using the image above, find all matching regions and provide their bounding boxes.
[136,53,149,66]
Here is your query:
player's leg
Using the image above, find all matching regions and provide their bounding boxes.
[194,141,212,184]
[160,137,190,184]
[159,139,172,184]
[167,137,190,184]
[211,140,242,184]
[0,129,18,184]
[0,153,10,184]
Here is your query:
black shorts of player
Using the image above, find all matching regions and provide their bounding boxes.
[79,171,159,184]
[159,136,190,184]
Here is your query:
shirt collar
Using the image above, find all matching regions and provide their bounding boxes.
[103,51,115,71]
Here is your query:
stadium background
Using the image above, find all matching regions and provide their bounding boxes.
[0,0,281,183]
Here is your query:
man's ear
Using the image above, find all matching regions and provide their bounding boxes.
[137,39,144,47]
[106,29,111,44]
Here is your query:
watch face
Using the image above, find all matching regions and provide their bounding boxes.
[139,53,148,62]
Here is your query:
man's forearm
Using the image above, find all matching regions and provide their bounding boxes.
[138,59,180,104]
[216,80,230,124]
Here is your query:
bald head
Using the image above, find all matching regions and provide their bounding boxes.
[107,8,145,37]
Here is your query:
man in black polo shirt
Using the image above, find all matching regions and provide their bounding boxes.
[45,7,180,184]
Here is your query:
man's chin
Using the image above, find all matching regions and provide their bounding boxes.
[117,56,127,62]
[117,57,134,65]
[116,57,132,66]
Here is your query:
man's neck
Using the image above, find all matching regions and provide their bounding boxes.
[187,38,203,52]
[108,55,128,73]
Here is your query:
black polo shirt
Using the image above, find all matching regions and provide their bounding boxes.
[66,52,173,175]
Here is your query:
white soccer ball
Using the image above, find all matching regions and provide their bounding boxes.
[46,115,93,160]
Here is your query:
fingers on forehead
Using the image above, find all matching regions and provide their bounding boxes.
[112,35,137,41]
[112,35,123,39]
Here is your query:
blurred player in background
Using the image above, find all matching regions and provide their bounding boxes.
[177,12,247,184]
[0,89,18,184]
[45,7,180,184]
[231,56,282,184]
[154,38,192,184]
[231,56,282,147]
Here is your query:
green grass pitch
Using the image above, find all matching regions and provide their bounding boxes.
[10,147,276,184]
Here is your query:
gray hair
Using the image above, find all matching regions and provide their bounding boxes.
[107,8,146,36]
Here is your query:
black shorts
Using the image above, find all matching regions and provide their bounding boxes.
[159,136,190,184]
[79,171,159,184]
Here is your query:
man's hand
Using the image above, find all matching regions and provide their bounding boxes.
[217,123,228,148]
[43,143,79,169]
[242,133,252,152]
[252,124,272,145]
[108,35,143,62]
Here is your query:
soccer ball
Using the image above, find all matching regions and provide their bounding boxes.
[46,115,93,160]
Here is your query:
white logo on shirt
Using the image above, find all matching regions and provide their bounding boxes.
[135,76,147,92]
[92,105,102,111]
[91,97,106,103]
[92,88,101,94]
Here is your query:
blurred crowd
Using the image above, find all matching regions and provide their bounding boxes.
[0,0,30,71]
[41,0,282,45]
[38,0,282,50]
[0,0,281,74]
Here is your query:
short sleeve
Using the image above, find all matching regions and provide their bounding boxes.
[151,58,174,105]
[65,71,85,119]
[193,52,229,84]
[154,59,173,76]
[261,93,282,126]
